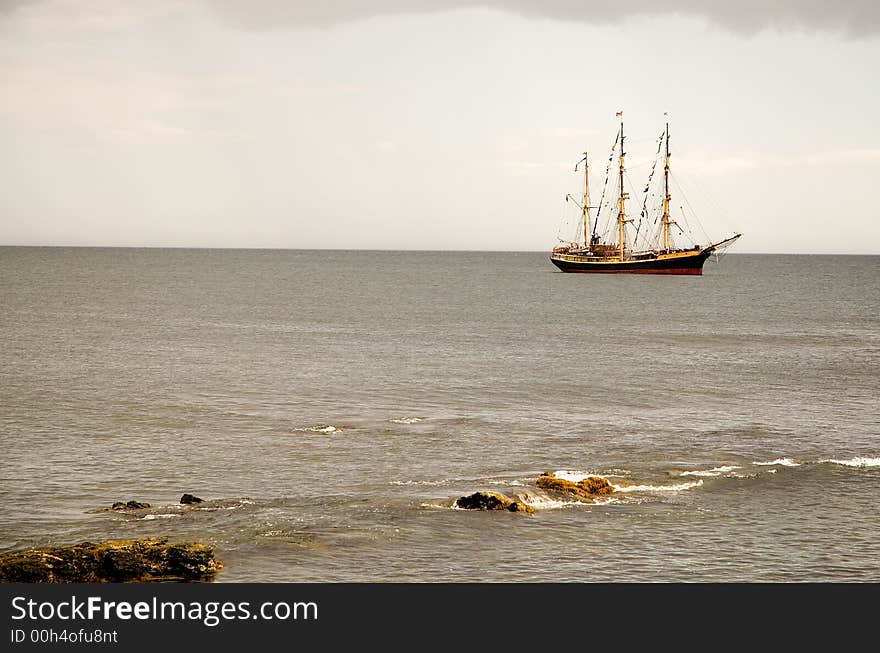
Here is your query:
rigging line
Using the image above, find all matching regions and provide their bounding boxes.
[624,171,643,246]
[639,130,666,246]
[673,175,707,245]
[671,198,698,247]
[625,136,662,146]
[593,136,618,237]
[641,131,664,213]
[670,171,710,245]
[680,168,739,236]
[556,194,574,243]
[687,209,701,245]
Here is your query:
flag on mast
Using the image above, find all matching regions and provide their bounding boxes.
[616,111,623,116]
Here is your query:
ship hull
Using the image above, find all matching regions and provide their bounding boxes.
[549,248,714,275]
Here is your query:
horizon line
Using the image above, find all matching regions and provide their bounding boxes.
[1,245,877,256]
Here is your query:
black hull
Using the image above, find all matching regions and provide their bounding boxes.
[549,248,714,275]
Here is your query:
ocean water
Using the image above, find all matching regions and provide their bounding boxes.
[1,248,878,582]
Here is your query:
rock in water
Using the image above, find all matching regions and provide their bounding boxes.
[0,537,223,583]
[455,491,534,514]
[536,472,614,500]
[179,493,204,505]
[108,501,151,510]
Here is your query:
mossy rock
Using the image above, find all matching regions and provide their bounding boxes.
[455,491,534,514]
[0,537,222,583]
[107,501,151,511]
[536,472,614,500]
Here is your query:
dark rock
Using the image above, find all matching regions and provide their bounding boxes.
[0,537,223,583]
[108,500,151,511]
[179,494,204,505]
[455,491,534,514]
[536,471,614,501]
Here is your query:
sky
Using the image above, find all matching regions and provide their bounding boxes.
[1,0,878,253]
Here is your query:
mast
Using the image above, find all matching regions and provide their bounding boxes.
[661,118,673,251]
[582,151,590,248]
[617,118,630,260]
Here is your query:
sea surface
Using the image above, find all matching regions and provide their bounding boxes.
[1,248,878,582]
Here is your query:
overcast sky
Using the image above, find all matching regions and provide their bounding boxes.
[2,0,878,253]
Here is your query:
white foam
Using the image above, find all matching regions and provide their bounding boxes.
[551,470,609,482]
[518,493,621,510]
[294,424,338,434]
[419,502,453,510]
[822,457,880,468]
[140,513,181,520]
[611,480,703,493]
[484,478,527,487]
[390,479,453,487]
[680,465,741,477]
[515,493,595,509]
[517,494,574,510]
[753,457,800,467]
[390,417,423,424]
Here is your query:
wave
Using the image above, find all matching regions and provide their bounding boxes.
[419,501,455,510]
[428,492,620,512]
[140,513,181,520]
[611,480,703,493]
[293,424,339,434]
[390,475,527,488]
[753,457,800,467]
[484,479,526,487]
[820,456,880,468]
[752,456,879,468]
[390,479,456,487]
[389,417,423,424]
[550,469,629,481]
[679,465,741,477]
[517,493,619,510]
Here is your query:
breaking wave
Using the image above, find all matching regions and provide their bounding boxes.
[820,456,880,468]
[389,417,423,424]
[293,424,339,434]
[679,465,741,477]
[549,469,629,481]
[390,475,527,487]
[419,501,454,510]
[390,479,456,487]
[427,492,620,511]
[753,457,800,467]
[517,493,619,510]
[612,480,704,493]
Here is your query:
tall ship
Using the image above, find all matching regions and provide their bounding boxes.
[550,114,740,274]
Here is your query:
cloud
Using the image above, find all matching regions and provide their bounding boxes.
[3,1,876,36]
[0,0,190,32]
[1,64,239,145]
[678,148,880,176]
[203,0,880,36]
[0,0,41,14]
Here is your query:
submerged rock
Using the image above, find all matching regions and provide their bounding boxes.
[455,491,534,514]
[0,537,222,583]
[107,500,151,511]
[536,472,614,500]
[179,493,204,505]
